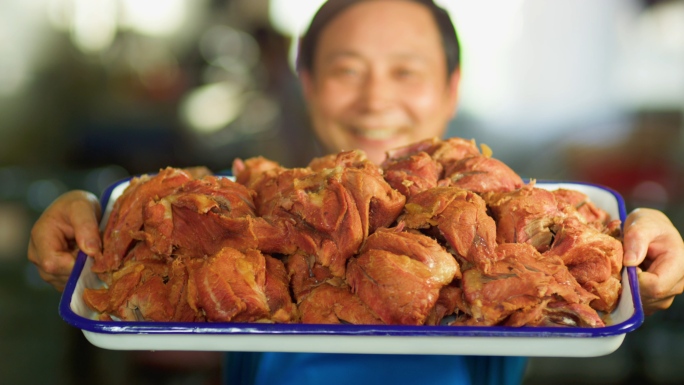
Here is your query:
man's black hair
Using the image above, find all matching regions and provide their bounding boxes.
[296,0,461,76]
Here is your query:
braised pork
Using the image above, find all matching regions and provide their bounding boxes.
[457,243,604,327]
[86,137,625,328]
[346,227,460,325]
[399,187,498,272]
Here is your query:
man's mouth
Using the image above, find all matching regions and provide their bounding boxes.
[348,127,406,141]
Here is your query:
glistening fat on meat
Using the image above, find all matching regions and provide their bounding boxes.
[84,136,624,328]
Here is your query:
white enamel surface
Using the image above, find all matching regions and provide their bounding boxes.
[82,330,625,357]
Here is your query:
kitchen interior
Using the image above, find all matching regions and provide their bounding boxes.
[1,0,683,384]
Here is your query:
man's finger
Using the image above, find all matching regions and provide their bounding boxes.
[622,210,656,266]
[70,198,103,256]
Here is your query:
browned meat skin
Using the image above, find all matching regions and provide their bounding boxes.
[552,189,611,226]
[583,277,622,313]
[441,156,524,194]
[484,185,562,252]
[382,137,522,195]
[544,216,623,312]
[83,259,177,322]
[347,227,459,325]
[151,203,261,258]
[485,185,623,313]
[97,167,195,274]
[123,275,175,321]
[383,137,480,167]
[89,261,146,318]
[287,175,363,277]
[424,282,463,326]
[248,167,315,217]
[381,137,481,198]
[347,249,439,325]
[232,156,283,189]
[121,241,169,266]
[307,149,370,172]
[382,151,443,198]
[186,247,271,323]
[129,176,274,260]
[298,283,383,325]
[493,244,598,306]
[430,137,482,165]
[87,247,296,323]
[264,255,299,323]
[360,226,460,284]
[457,243,604,327]
[504,299,605,328]
[399,187,497,272]
[184,166,214,180]
[247,151,404,278]
[338,156,406,234]
[286,252,334,303]
[167,258,205,322]
[181,176,257,217]
[382,137,445,162]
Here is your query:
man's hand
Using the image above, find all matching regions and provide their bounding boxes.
[27,190,102,291]
[623,208,684,315]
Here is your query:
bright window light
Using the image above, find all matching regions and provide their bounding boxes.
[71,0,117,53]
[180,82,245,134]
[269,0,325,37]
[120,0,187,37]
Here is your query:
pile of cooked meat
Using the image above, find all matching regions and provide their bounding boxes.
[83,137,623,328]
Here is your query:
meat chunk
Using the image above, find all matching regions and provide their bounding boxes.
[381,137,482,198]
[485,184,624,313]
[441,155,524,194]
[383,137,481,167]
[544,216,623,312]
[552,189,611,226]
[484,185,563,252]
[347,249,439,325]
[232,156,283,189]
[286,252,335,303]
[346,228,459,325]
[243,150,405,278]
[96,167,198,275]
[186,247,271,323]
[424,282,464,326]
[135,176,263,259]
[264,255,300,323]
[298,283,383,325]
[83,258,193,322]
[399,187,497,272]
[457,243,604,327]
[360,226,460,285]
[382,151,443,198]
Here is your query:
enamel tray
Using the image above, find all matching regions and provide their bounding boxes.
[59,179,644,357]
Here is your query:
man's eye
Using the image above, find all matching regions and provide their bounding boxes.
[395,68,417,79]
[335,67,359,77]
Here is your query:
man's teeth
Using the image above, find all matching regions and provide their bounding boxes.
[355,129,398,140]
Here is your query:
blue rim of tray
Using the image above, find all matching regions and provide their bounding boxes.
[59,178,644,338]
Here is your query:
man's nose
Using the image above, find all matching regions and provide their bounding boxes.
[359,71,395,111]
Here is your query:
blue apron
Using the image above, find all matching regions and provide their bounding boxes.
[225,352,527,385]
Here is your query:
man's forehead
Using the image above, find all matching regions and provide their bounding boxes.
[321,50,433,65]
[316,2,442,51]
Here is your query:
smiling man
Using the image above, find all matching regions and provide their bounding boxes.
[298,0,461,164]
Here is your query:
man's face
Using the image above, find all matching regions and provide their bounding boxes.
[300,0,460,164]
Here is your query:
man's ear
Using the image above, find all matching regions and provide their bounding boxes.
[299,69,316,103]
[447,69,462,118]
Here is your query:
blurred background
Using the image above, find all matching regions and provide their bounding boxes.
[1,0,683,384]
